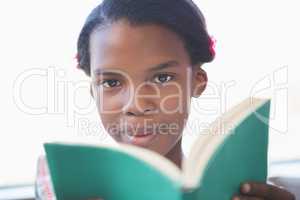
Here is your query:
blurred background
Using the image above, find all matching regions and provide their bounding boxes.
[0,0,299,198]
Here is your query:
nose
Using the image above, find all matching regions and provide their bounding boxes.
[124,101,155,116]
[122,84,157,116]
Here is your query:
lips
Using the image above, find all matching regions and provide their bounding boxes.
[133,133,153,137]
[119,126,158,146]
[120,127,156,136]
[123,132,157,147]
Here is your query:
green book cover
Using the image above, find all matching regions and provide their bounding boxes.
[44,97,271,200]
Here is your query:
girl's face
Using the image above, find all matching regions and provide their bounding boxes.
[90,19,207,156]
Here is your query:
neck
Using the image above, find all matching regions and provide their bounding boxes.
[165,139,183,169]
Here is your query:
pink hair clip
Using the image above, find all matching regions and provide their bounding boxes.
[74,53,80,69]
[208,36,216,57]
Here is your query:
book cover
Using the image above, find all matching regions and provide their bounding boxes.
[45,98,271,200]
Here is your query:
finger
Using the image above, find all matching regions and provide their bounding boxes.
[232,194,263,200]
[240,182,295,200]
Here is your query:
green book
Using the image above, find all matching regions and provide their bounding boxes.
[44,97,271,200]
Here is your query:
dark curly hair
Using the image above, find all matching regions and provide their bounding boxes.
[77,0,215,76]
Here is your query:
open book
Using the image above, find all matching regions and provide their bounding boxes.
[44,97,271,200]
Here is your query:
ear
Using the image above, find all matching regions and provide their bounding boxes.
[191,65,208,98]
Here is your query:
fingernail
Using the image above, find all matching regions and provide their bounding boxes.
[242,183,251,193]
[233,197,240,200]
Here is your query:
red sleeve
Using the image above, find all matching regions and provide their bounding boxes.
[35,155,56,200]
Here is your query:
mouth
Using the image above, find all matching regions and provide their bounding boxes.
[120,127,158,147]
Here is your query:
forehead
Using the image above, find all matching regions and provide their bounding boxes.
[89,19,190,74]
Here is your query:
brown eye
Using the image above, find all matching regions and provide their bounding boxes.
[153,74,174,84]
[101,79,121,88]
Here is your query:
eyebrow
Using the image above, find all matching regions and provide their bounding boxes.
[147,60,179,72]
[93,60,179,76]
[93,70,121,76]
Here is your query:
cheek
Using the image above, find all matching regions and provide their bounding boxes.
[149,118,184,156]
[98,110,122,142]
[97,91,125,114]
[158,84,190,114]
[95,92,125,133]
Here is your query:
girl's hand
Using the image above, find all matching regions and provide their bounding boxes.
[232,182,295,200]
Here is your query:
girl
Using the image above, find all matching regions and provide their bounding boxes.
[36,0,295,199]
